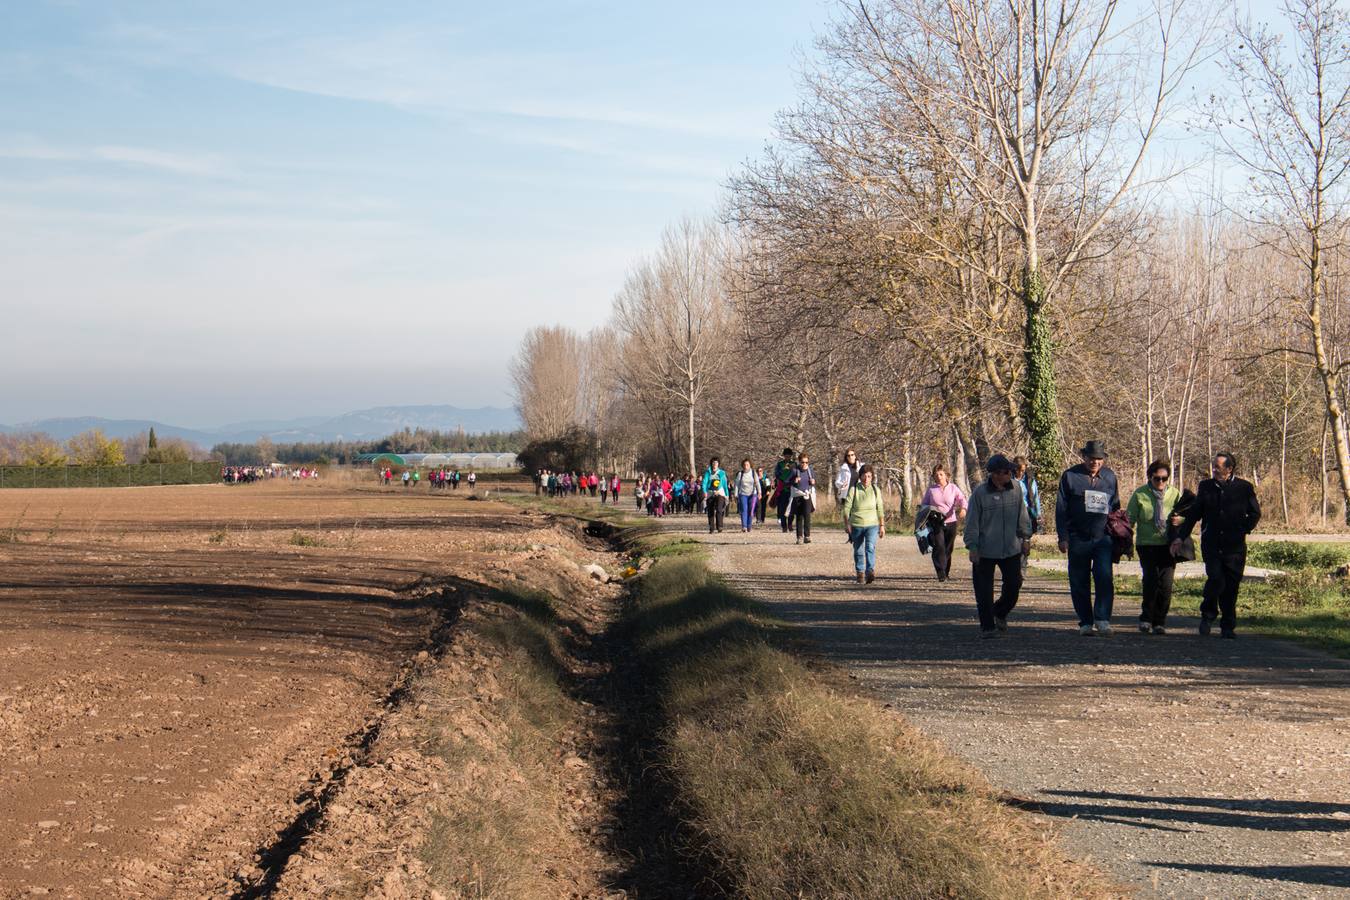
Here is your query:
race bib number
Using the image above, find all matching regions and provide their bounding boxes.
[1084,490,1110,514]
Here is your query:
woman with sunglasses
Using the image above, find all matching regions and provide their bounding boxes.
[1126,460,1182,634]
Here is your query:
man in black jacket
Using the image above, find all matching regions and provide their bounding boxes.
[1172,452,1262,638]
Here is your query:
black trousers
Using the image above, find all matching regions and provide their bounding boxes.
[930,522,958,578]
[972,554,1024,631]
[707,495,727,532]
[1201,544,1246,631]
[1137,544,1177,626]
[776,491,792,530]
[792,497,812,539]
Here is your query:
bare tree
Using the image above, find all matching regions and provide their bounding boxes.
[611,219,731,475]
[1214,0,1350,522]
[510,325,584,441]
[827,0,1210,481]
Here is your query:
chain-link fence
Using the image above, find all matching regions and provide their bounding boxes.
[0,461,220,488]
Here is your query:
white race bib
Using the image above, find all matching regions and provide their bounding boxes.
[1084,489,1110,514]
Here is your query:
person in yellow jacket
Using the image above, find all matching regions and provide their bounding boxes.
[841,464,886,584]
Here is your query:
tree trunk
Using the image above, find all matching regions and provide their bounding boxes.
[1021,262,1062,493]
[1309,250,1350,524]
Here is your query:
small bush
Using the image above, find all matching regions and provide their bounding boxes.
[288,531,326,547]
[1247,541,1350,572]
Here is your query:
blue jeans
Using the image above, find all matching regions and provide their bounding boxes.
[1068,535,1115,625]
[850,525,878,572]
[738,494,756,530]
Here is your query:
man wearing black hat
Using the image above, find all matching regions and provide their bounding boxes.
[1056,440,1121,635]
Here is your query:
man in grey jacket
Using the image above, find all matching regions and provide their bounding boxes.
[964,454,1033,638]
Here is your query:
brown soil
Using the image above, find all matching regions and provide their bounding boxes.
[0,481,614,898]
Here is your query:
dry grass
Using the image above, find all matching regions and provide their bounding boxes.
[627,554,1122,900]
[418,584,592,899]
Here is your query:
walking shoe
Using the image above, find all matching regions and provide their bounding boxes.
[1095,620,1112,635]
[865,569,875,584]
[1138,620,1151,634]
[1078,624,1095,636]
[1199,616,1213,636]
[1221,628,1237,639]
[795,537,801,545]
[994,616,1007,632]
[980,629,998,639]
[803,537,811,544]
[1152,625,1167,635]
[856,572,865,584]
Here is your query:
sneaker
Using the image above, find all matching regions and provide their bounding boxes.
[1199,616,1213,636]
[1221,628,1237,639]
[865,569,875,584]
[795,537,801,545]
[803,537,811,544]
[994,616,1007,632]
[980,629,998,639]
[1079,624,1095,636]
[1095,620,1112,636]
[856,572,865,584]
[1152,625,1167,635]
[1138,620,1151,634]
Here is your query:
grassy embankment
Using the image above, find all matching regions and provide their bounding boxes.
[422,492,1118,896]
[416,576,600,897]
[1028,539,1350,657]
[618,527,1116,899]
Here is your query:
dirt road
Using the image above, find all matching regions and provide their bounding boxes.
[684,517,1350,899]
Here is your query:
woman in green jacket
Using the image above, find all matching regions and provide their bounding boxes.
[1126,460,1181,634]
[841,464,886,584]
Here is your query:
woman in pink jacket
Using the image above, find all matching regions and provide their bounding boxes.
[920,464,967,582]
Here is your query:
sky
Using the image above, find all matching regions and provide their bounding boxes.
[0,1,828,427]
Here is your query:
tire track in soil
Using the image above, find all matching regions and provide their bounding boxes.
[227,579,464,899]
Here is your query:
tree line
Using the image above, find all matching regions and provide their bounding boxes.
[510,0,1350,526]
[210,428,524,465]
[0,427,203,467]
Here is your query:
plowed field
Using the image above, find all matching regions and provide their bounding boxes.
[0,479,550,898]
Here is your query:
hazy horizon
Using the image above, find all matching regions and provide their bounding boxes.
[1,1,824,424]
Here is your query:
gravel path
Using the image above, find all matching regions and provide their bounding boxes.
[672,517,1350,899]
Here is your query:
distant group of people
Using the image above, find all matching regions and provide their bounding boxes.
[379,467,476,490]
[221,464,318,484]
[536,470,615,500]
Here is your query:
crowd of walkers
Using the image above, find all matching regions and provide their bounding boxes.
[221,465,319,484]
[379,467,477,489]
[535,470,618,500]
[569,440,1263,642]
[926,441,1260,640]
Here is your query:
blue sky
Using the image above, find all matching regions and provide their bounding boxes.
[0,1,827,426]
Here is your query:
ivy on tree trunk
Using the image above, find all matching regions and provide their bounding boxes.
[1020,265,1062,490]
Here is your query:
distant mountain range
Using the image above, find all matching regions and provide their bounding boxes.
[0,405,521,447]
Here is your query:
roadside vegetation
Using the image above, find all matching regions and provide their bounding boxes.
[619,534,1118,899]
